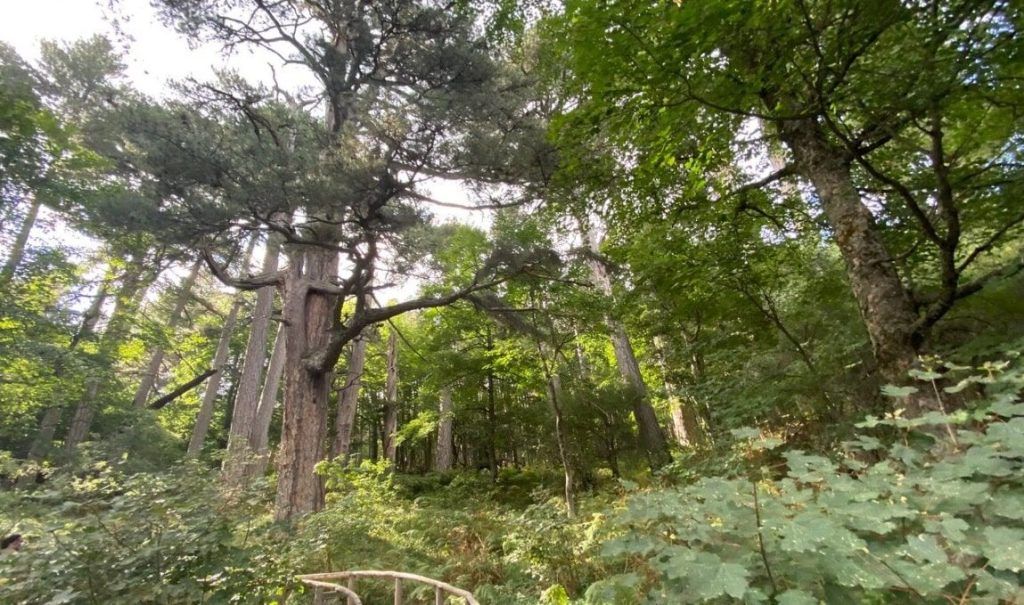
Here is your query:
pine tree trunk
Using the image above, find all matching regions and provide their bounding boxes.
[64,257,152,453]
[26,278,110,460]
[382,327,400,464]
[248,323,286,475]
[435,387,454,471]
[133,260,202,408]
[0,197,41,285]
[585,229,671,468]
[223,237,281,481]
[273,245,338,521]
[332,329,369,460]
[777,117,923,410]
[186,294,244,457]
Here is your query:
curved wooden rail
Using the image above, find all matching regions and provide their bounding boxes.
[298,570,480,605]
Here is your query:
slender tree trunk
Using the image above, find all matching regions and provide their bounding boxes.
[186,294,244,457]
[0,197,41,285]
[775,117,923,410]
[64,256,152,453]
[273,245,338,521]
[223,237,281,481]
[133,260,202,408]
[248,323,286,475]
[26,277,110,461]
[435,387,454,471]
[382,327,400,464]
[584,229,671,468]
[332,328,369,460]
[540,353,576,518]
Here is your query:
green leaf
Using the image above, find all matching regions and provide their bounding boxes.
[982,527,1024,572]
[881,385,919,398]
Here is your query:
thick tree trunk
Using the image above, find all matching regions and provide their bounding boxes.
[332,329,369,460]
[777,118,923,410]
[273,245,338,521]
[248,323,286,476]
[133,260,202,408]
[585,230,671,468]
[186,293,244,457]
[653,336,704,448]
[223,237,281,481]
[434,387,454,471]
[0,197,41,285]
[382,327,400,464]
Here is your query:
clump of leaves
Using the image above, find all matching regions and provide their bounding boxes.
[588,358,1024,603]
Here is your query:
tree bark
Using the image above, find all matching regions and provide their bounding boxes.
[64,256,153,453]
[0,197,41,285]
[776,117,923,410]
[223,237,281,482]
[133,260,202,408]
[382,327,400,464]
[332,328,369,460]
[273,244,338,521]
[185,295,242,456]
[585,229,671,468]
[434,387,454,471]
[248,322,286,476]
[538,348,576,518]
[26,276,110,461]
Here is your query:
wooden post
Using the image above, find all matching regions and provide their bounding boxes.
[394,578,403,605]
[312,586,325,605]
[435,586,445,605]
[347,577,357,605]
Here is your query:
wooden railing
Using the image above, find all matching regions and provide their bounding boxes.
[298,570,480,605]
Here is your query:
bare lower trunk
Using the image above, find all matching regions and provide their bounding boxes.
[223,238,280,481]
[0,197,41,285]
[248,323,286,476]
[777,117,923,410]
[653,336,704,447]
[332,329,369,460]
[133,260,202,408]
[382,328,400,464]
[543,366,576,518]
[186,295,244,457]
[27,279,110,460]
[64,379,100,452]
[585,229,671,468]
[64,258,152,453]
[273,245,338,521]
[434,387,454,471]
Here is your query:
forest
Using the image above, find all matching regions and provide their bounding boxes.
[1,0,1023,603]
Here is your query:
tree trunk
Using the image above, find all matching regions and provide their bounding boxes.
[273,244,338,521]
[26,277,110,461]
[186,292,244,457]
[0,197,41,285]
[332,328,369,460]
[64,256,153,453]
[133,260,202,408]
[776,117,923,410]
[541,358,576,518]
[653,336,704,448]
[585,229,671,468]
[382,327,400,464]
[248,323,286,476]
[435,387,454,471]
[223,237,281,481]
